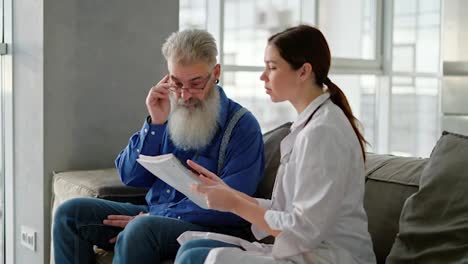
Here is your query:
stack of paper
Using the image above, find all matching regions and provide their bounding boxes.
[137,153,209,209]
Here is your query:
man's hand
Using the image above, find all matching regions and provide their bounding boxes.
[103,212,148,244]
[146,75,172,124]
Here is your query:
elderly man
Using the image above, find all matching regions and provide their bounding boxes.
[53,29,264,264]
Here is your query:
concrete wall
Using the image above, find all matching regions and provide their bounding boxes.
[13,1,178,263]
[13,0,45,263]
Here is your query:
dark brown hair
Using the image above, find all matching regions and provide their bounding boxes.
[268,25,367,161]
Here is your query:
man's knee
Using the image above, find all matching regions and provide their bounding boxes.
[53,198,93,241]
[116,216,156,244]
[55,198,84,223]
[116,215,184,249]
[179,239,218,253]
[178,240,201,256]
[176,248,211,264]
[55,198,97,221]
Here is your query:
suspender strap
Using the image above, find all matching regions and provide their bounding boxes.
[217,107,249,175]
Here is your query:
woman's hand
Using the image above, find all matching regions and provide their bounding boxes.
[187,160,239,212]
[187,160,281,237]
[186,160,227,186]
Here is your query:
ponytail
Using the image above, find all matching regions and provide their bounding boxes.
[324,77,367,162]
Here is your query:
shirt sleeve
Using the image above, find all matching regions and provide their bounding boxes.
[114,117,166,188]
[265,125,353,258]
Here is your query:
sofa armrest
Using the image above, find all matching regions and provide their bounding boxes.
[50,168,149,264]
[53,168,148,205]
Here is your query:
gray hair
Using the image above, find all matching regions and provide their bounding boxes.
[162,29,218,67]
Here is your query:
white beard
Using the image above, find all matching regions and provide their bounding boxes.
[168,86,220,151]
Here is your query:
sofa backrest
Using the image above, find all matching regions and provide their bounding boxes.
[364,154,427,264]
[255,122,292,199]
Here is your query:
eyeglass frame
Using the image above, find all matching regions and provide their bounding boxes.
[168,70,214,94]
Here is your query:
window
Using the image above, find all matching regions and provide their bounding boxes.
[180,0,379,131]
[330,75,378,151]
[319,0,377,60]
[222,0,316,67]
[222,71,296,131]
[390,0,441,157]
[443,0,468,62]
[180,0,442,157]
[390,77,439,157]
[180,0,207,29]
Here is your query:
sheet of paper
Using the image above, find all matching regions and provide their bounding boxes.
[137,153,209,209]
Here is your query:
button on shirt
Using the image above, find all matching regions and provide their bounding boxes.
[251,93,376,263]
[115,86,265,227]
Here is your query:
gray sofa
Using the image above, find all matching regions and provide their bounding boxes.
[52,123,468,264]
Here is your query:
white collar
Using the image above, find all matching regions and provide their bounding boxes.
[291,92,330,131]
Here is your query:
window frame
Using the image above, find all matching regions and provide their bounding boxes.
[1,0,14,262]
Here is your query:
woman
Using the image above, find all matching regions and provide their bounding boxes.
[174,25,376,264]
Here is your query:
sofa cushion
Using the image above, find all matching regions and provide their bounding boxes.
[386,131,468,263]
[254,122,292,199]
[53,168,148,205]
[364,153,427,264]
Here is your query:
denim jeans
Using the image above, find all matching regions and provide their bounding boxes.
[53,197,216,264]
[175,239,241,264]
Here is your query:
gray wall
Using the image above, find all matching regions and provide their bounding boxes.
[13,0,178,263]
[13,0,45,263]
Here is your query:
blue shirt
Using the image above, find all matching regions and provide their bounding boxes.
[115,86,265,227]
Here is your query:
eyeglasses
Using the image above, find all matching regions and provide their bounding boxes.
[168,72,213,94]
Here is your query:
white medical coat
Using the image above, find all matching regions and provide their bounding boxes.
[179,93,376,264]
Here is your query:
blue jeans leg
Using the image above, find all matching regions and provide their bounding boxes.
[175,239,242,264]
[53,197,147,264]
[112,216,215,264]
